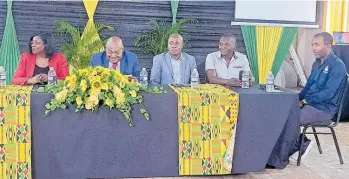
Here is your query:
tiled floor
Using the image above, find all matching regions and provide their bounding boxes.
[123,122,349,179]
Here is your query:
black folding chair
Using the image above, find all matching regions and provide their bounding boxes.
[297,74,349,166]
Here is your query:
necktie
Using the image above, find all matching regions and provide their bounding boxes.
[112,63,118,69]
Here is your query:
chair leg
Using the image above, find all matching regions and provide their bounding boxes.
[312,127,322,154]
[297,127,308,166]
[330,127,344,164]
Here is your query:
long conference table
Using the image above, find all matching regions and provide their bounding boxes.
[31,85,300,179]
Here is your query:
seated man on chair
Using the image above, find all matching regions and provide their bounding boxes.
[205,33,253,86]
[89,36,141,80]
[150,33,197,84]
[291,32,347,161]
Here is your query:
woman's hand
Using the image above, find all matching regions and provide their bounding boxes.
[26,75,40,85]
[38,74,48,83]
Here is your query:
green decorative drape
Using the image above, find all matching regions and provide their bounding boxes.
[0,0,21,85]
[241,26,298,84]
[271,27,299,74]
[171,0,179,25]
[241,26,259,83]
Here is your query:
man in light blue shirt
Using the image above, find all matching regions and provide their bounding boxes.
[150,34,197,85]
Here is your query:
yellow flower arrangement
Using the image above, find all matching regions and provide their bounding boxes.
[40,67,167,127]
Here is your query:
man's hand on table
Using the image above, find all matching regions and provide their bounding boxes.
[227,78,241,87]
[127,76,138,83]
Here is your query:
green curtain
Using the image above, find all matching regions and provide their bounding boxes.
[241,26,259,83]
[0,0,20,85]
[171,0,179,25]
[271,27,299,75]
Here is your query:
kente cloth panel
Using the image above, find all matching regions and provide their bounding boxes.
[0,86,32,179]
[170,84,239,175]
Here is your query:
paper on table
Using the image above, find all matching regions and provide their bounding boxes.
[271,89,283,92]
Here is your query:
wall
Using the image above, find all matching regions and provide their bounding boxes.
[0,1,246,81]
[294,1,325,78]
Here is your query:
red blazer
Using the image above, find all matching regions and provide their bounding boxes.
[12,52,70,85]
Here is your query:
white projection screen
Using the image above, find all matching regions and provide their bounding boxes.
[233,0,318,27]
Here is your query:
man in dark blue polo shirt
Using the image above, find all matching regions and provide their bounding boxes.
[290,32,347,162]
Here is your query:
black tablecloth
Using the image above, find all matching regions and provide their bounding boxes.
[31,85,300,179]
[232,86,300,172]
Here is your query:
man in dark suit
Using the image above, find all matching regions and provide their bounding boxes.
[89,36,141,79]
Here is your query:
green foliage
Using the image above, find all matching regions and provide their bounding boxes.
[34,67,167,127]
[53,20,114,72]
[133,18,198,56]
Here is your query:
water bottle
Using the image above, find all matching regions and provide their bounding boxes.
[140,68,148,86]
[241,70,250,89]
[47,67,57,85]
[0,66,6,88]
[266,71,274,92]
[191,69,199,88]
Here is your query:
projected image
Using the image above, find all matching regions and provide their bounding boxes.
[234,0,317,25]
[334,32,349,45]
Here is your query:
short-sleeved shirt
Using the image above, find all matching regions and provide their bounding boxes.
[205,51,251,79]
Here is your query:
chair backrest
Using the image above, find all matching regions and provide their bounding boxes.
[333,73,349,126]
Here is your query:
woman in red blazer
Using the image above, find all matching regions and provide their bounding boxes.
[12,33,69,85]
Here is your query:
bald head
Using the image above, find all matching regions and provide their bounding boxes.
[106,36,123,47]
[105,36,124,63]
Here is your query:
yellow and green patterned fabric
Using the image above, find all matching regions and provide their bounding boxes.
[0,86,32,179]
[170,84,239,175]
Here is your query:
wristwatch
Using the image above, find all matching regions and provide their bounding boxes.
[302,99,307,105]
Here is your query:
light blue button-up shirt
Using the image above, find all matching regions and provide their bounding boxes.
[170,55,182,84]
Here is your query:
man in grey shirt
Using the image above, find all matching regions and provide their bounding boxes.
[206,34,253,86]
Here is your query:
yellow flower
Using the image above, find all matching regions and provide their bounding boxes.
[101,83,108,91]
[67,82,76,90]
[70,74,77,84]
[88,94,99,106]
[67,75,77,89]
[55,90,68,102]
[85,101,93,110]
[91,80,102,92]
[94,75,101,82]
[115,93,125,105]
[88,75,95,82]
[95,66,104,74]
[113,69,122,77]
[113,86,122,96]
[119,79,126,88]
[91,69,97,76]
[100,69,110,79]
[104,98,113,107]
[76,97,83,106]
[80,80,88,92]
[129,90,137,98]
[78,69,88,76]
[107,82,113,90]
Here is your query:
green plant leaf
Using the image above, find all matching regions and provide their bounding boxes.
[144,112,150,120]
[36,87,46,93]
[45,103,51,110]
[133,18,198,56]
[60,104,66,109]
[140,108,146,114]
